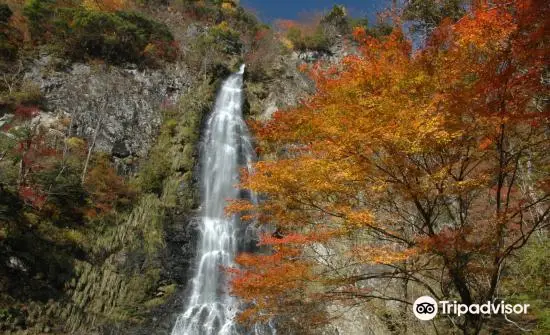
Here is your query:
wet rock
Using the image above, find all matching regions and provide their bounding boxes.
[112,140,131,158]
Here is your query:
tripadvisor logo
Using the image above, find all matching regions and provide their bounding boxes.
[413,296,530,321]
[413,296,438,320]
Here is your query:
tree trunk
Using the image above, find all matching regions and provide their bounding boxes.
[81,116,103,184]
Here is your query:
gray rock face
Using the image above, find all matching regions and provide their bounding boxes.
[248,40,359,122]
[296,38,359,65]
[24,55,192,159]
[245,54,315,122]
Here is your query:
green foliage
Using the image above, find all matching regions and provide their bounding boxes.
[320,5,350,36]
[322,5,347,25]
[22,0,57,40]
[365,22,393,39]
[183,26,241,76]
[35,162,87,226]
[503,235,550,334]
[173,0,223,22]
[207,21,242,55]
[0,4,13,24]
[135,133,171,194]
[23,1,177,65]
[349,16,393,40]
[0,80,44,113]
[0,4,22,62]
[286,26,331,53]
[134,81,215,225]
[349,17,369,30]
[228,5,262,33]
[403,0,466,35]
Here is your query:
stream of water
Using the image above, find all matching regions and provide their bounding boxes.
[171,65,255,335]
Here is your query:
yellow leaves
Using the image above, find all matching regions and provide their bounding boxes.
[344,209,375,228]
[449,178,488,194]
[351,246,415,264]
[243,157,356,198]
[221,1,237,11]
[82,0,127,12]
[65,136,85,150]
[215,21,231,32]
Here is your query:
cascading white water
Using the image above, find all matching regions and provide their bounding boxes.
[171,65,255,335]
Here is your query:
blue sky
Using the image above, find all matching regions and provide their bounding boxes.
[240,0,391,24]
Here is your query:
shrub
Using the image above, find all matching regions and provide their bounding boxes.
[286,26,331,52]
[0,4,13,24]
[173,0,222,22]
[0,81,44,114]
[22,0,57,41]
[0,4,22,62]
[320,5,350,38]
[349,17,393,40]
[208,21,242,54]
[84,154,137,215]
[23,1,178,65]
[502,236,550,334]
[245,27,282,81]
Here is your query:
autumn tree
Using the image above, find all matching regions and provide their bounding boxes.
[83,153,136,217]
[229,1,550,334]
[276,13,333,53]
[0,91,133,225]
[244,27,282,81]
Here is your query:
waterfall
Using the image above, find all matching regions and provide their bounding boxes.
[171,65,254,335]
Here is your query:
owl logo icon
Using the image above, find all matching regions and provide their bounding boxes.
[413,296,438,320]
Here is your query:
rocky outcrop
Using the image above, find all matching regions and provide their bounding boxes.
[245,39,359,122]
[24,54,192,162]
[244,54,315,121]
[0,53,217,334]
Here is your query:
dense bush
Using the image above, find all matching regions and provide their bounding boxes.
[22,0,56,40]
[279,6,348,53]
[0,4,13,23]
[244,27,283,81]
[173,0,223,22]
[359,22,393,39]
[403,0,466,35]
[23,0,178,65]
[320,4,351,39]
[502,236,550,334]
[208,21,242,54]
[280,5,395,53]
[286,26,331,52]
[0,4,21,62]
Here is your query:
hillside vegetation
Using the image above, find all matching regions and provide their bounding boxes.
[0,1,548,335]
[0,0,268,333]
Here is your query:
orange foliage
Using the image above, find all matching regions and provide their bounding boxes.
[18,185,46,209]
[83,155,135,216]
[229,0,550,330]
[230,246,317,324]
[275,19,298,31]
